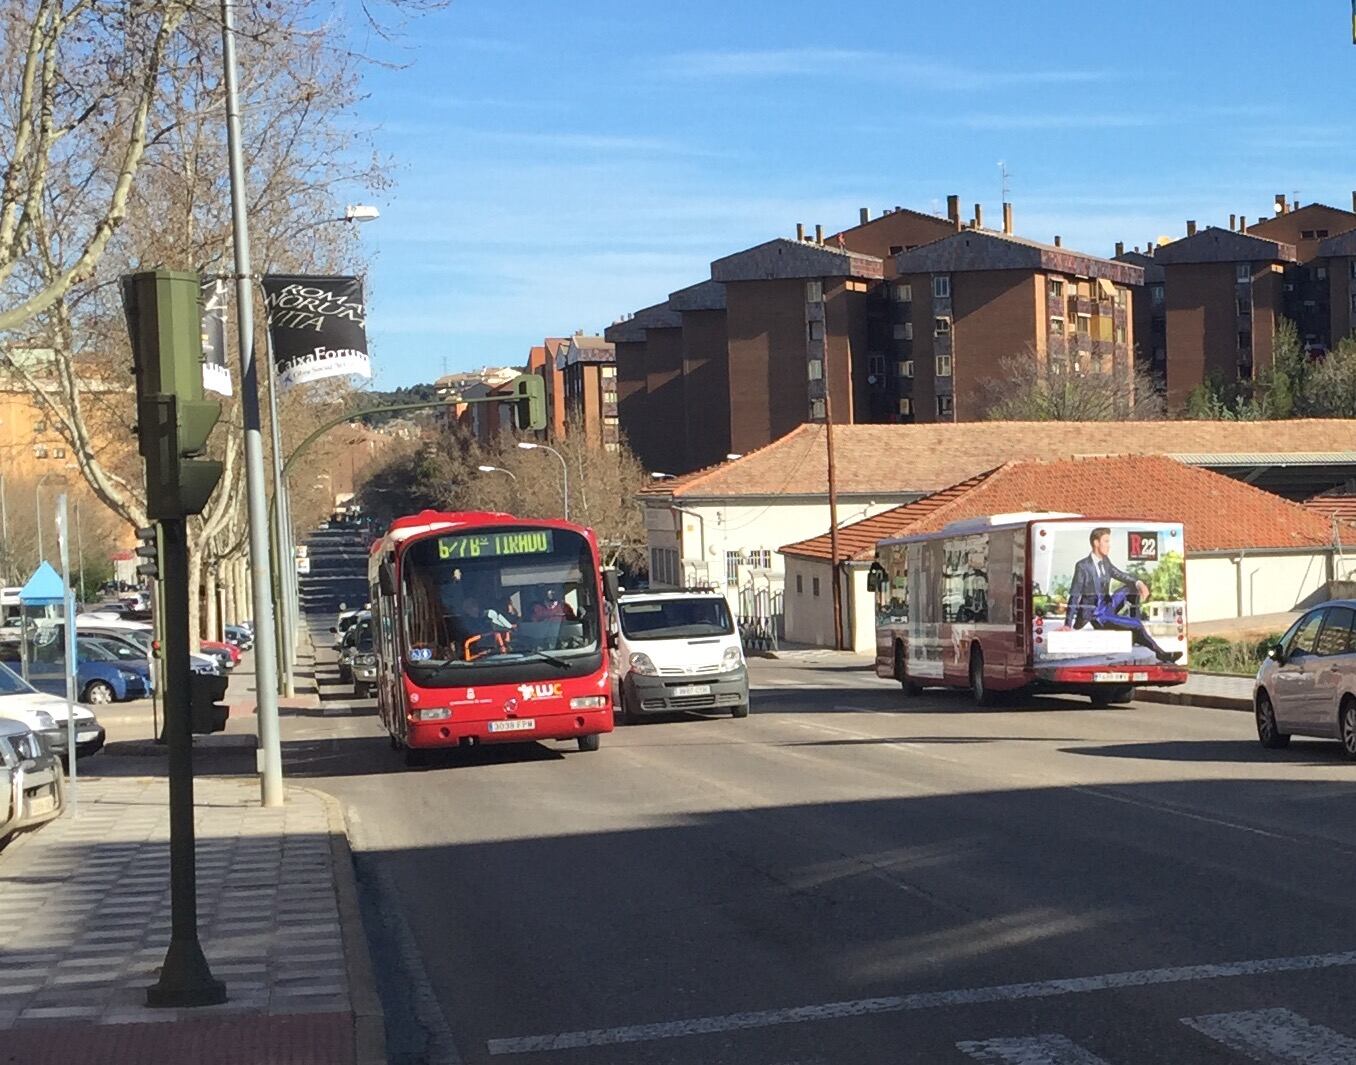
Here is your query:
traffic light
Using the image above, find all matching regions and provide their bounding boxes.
[122,270,224,518]
[511,372,547,432]
[189,672,229,734]
[134,525,161,580]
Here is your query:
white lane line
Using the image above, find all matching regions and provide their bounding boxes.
[485,949,1356,1055]
[956,1033,1111,1064]
[1181,1007,1356,1063]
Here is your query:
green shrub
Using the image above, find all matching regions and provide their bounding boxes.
[1188,632,1283,676]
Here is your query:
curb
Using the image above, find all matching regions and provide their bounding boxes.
[1136,688,1252,713]
[295,784,388,1065]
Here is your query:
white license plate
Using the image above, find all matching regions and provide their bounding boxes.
[1132,672,1150,683]
[1093,671,1131,683]
[672,684,711,697]
[28,794,56,816]
[488,718,535,733]
[77,730,99,742]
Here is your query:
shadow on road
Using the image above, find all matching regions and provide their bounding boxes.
[1061,739,1355,765]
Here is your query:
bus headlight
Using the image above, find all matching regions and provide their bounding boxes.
[413,708,450,721]
[570,696,607,710]
[628,652,657,676]
[721,647,743,671]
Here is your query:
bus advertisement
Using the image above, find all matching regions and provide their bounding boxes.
[872,514,1188,705]
[367,511,614,764]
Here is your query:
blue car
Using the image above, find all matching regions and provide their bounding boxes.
[0,637,151,706]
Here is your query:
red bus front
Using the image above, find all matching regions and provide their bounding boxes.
[370,513,613,758]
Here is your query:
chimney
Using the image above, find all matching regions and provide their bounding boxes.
[1352,190,1356,214]
[1147,242,1155,254]
[1054,235,1061,247]
[1229,213,1236,231]
[1002,202,1013,235]
[947,194,961,229]
[1239,217,1246,231]
[1114,241,1124,257]
[1186,220,1197,237]
[1275,194,1287,215]
[859,207,869,225]
[974,203,984,229]
[796,222,804,241]
[814,223,823,244]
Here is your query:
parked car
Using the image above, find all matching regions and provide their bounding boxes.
[331,608,362,648]
[338,616,372,689]
[0,716,63,846]
[351,622,376,699]
[0,637,150,707]
[201,641,240,669]
[0,659,104,760]
[1256,600,1356,757]
[70,621,219,676]
[224,624,253,651]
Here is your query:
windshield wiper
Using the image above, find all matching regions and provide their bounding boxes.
[521,650,571,669]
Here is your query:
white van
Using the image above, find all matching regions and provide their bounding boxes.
[611,589,748,723]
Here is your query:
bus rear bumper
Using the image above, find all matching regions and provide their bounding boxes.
[1038,664,1188,688]
[405,706,614,749]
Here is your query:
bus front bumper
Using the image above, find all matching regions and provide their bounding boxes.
[405,706,613,748]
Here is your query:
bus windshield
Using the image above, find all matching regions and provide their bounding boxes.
[400,526,599,671]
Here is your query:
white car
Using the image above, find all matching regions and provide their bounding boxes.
[0,660,104,760]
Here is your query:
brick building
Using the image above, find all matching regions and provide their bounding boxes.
[557,334,619,450]
[1114,246,1166,390]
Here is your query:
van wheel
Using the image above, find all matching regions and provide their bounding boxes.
[895,643,922,696]
[1256,691,1290,750]
[1340,698,1356,760]
[577,733,601,752]
[969,647,994,707]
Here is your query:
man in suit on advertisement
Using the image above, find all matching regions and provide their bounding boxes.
[1064,527,1181,663]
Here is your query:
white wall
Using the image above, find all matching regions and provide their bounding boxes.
[783,558,875,654]
[1186,553,1333,623]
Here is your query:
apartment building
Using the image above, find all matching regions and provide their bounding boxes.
[1114,245,1166,390]
[557,334,620,450]
[541,337,570,440]
[893,229,1142,422]
[1154,226,1295,407]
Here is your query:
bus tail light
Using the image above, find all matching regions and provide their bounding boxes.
[413,708,450,721]
[570,696,607,710]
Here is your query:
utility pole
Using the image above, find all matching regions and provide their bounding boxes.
[221,0,283,806]
[825,378,844,653]
[56,494,77,801]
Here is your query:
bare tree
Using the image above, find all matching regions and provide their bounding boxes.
[983,349,1164,422]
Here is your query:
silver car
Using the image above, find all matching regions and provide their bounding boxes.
[1255,600,1356,755]
[0,716,64,846]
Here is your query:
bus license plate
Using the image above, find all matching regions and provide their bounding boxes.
[1093,672,1130,683]
[488,718,535,733]
[672,684,711,697]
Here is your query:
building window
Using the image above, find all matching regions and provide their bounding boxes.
[898,397,912,416]
[33,444,47,459]
[1350,261,1356,280]
[1048,279,1064,299]
[898,359,914,378]
[808,319,824,341]
[810,398,825,420]
[846,279,868,293]
[892,322,911,340]
[892,283,912,303]
[1236,263,1252,282]
[1316,266,1328,281]
[935,354,952,377]
[796,574,804,594]
[934,316,951,336]
[868,354,886,376]
[806,358,823,381]
[933,276,951,299]
[1319,229,1330,238]
[806,280,823,303]
[1349,292,1356,314]
[936,395,954,418]
[1238,330,1252,351]
[53,447,65,458]
[1114,324,1125,345]
[1049,316,1065,336]
[33,419,46,432]
[1302,230,1316,240]
[1076,314,1091,335]
[725,551,742,584]
[1236,296,1250,315]
[812,576,820,597]
[1115,287,1127,307]
[1150,284,1164,306]
[888,244,903,255]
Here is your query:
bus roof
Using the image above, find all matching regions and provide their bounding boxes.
[373,511,596,550]
[878,511,1085,546]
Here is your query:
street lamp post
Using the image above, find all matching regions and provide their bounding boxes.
[477,464,518,483]
[35,472,63,565]
[516,442,568,520]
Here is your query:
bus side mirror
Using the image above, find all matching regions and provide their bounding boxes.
[379,568,394,596]
[602,568,621,604]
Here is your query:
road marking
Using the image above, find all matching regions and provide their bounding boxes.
[956,1034,1110,1064]
[484,949,1356,1055]
[1181,1007,1356,1063]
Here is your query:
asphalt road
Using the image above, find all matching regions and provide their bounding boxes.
[290,633,1356,1065]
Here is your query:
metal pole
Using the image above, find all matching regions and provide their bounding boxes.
[74,499,84,604]
[824,337,844,653]
[56,494,76,803]
[221,0,283,807]
[0,472,9,583]
[145,516,226,1007]
[35,480,44,564]
[263,331,295,695]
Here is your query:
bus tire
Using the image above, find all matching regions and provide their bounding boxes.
[969,647,994,707]
[403,746,429,767]
[577,733,601,752]
[895,643,922,696]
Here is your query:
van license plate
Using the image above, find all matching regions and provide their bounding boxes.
[673,684,711,697]
[1093,672,1130,683]
[488,718,535,733]
[28,794,56,816]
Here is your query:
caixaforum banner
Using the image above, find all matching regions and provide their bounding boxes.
[261,275,370,389]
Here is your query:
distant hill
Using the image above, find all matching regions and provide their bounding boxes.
[357,383,440,424]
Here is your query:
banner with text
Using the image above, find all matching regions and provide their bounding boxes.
[200,277,233,396]
[261,274,370,389]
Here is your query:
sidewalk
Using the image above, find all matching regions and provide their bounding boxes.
[0,776,383,1065]
[1136,671,1253,712]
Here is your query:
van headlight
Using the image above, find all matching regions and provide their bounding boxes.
[628,652,657,676]
[722,646,744,671]
[35,710,56,730]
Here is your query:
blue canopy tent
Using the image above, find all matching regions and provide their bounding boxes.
[18,562,66,682]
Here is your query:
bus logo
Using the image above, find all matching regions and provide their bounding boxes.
[517,682,563,701]
[1128,531,1159,561]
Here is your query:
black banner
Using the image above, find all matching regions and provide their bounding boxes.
[261,275,370,388]
[200,277,232,396]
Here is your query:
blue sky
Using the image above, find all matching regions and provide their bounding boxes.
[346,0,1356,388]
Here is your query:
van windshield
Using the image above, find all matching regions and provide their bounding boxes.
[619,598,733,640]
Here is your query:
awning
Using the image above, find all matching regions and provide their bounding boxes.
[19,561,65,606]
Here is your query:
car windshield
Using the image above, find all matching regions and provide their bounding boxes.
[0,660,35,697]
[619,597,734,640]
[355,622,374,653]
[89,638,140,660]
[77,639,118,662]
[401,526,598,669]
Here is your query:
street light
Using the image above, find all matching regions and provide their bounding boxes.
[35,472,65,565]
[725,453,743,461]
[344,204,380,223]
[651,472,675,480]
[477,464,518,483]
[516,441,568,520]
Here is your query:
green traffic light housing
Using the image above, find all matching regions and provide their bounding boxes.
[189,671,230,734]
[511,372,547,432]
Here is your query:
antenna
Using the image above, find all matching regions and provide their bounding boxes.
[998,161,1011,204]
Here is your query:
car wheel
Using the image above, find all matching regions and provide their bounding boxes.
[354,682,369,699]
[1340,698,1356,761]
[895,643,922,696]
[731,703,749,719]
[82,680,115,705]
[577,733,601,752]
[969,647,993,707]
[1256,691,1290,750]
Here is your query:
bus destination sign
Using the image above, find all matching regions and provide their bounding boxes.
[438,529,555,560]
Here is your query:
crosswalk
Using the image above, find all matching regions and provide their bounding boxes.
[956,1007,1356,1063]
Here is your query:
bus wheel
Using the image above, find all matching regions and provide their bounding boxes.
[1091,686,1134,707]
[895,644,922,696]
[577,733,601,752]
[969,647,994,707]
[403,746,429,767]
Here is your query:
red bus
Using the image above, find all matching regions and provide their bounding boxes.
[367,511,614,764]
[872,514,1189,706]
